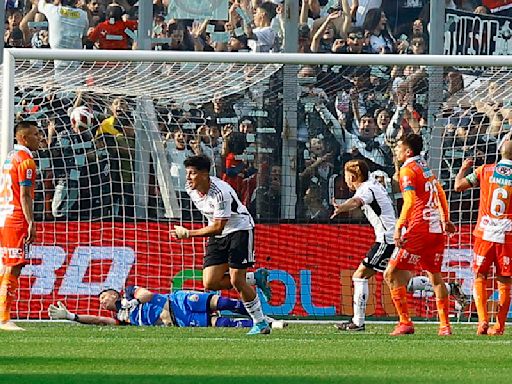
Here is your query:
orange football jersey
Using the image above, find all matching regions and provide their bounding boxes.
[399,156,446,235]
[0,144,37,228]
[469,161,512,243]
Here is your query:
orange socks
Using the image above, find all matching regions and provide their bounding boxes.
[495,282,511,332]
[391,286,412,325]
[0,273,19,323]
[473,277,489,324]
[436,296,450,328]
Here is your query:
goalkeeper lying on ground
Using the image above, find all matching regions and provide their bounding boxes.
[48,285,284,329]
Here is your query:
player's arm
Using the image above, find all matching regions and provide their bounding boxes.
[19,159,37,244]
[48,302,117,326]
[436,182,456,233]
[394,168,416,246]
[172,191,231,239]
[125,285,154,304]
[330,197,363,219]
[454,159,478,192]
[172,219,228,239]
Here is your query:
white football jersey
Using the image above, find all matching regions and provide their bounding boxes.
[187,177,254,237]
[354,179,396,244]
[38,0,89,50]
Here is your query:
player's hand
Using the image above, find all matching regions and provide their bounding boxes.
[172,225,190,239]
[444,221,457,235]
[330,198,342,219]
[116,299,140,322]
[26,222,36,244]
[48,301,74,320]
[394,227,406,248]
[460,158,474,171]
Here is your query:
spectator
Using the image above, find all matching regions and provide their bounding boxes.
[310,12,340,53]
[87,4,137,50]
[363,8,395,54]
[38,0,89,50]
[233,1,277,53]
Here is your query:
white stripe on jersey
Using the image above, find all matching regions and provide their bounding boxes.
[354,179,396,244]
[187,177,254,237]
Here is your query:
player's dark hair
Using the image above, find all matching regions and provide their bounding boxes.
[401,133,423,156]
[14,120,37,135]
[344,159,369,182]
[184,154,211,172]
[98,288,120,298]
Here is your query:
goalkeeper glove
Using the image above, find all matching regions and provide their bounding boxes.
[174,225,190,239]
[116,298,140,322]
[48,301,75,321]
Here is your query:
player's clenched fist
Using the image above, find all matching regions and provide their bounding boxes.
[172,225,190,239]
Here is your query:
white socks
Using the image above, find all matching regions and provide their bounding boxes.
[352,277,368,327]
[243,295,265,324]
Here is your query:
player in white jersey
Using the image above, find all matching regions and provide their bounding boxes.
[171,155,271,335]
[331,160,465,331]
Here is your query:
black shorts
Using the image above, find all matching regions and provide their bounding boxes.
[362,242,395,272]
[204,230,255,269]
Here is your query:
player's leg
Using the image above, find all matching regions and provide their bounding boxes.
[336,265,376,332]
[211,316,253,328]
[472,238,495,334]
[488,276,512,335]
[227,230,270,335]
[230,268,269,335]
[384,250,414,335]
[0,264,24,331]
[0,228,27,331]
[488,243,512,335]
[202,264,232,290]
[209,294,249,316]
[425,270,451,336]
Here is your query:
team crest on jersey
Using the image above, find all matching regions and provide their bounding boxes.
[26,169,32,179]
[495,165,512,177]
[189,294,199,302]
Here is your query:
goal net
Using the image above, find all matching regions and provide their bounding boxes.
[0,49,508,323]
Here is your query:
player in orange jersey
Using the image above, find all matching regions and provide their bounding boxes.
[0,121,41,331]
[384,134,456,336]
[454,140,512,336]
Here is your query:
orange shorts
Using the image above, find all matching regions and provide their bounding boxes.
[389,231,446,273]
[0,226,29,267]
[473,237,512,277]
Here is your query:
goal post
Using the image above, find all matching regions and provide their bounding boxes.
[2,48,512,322]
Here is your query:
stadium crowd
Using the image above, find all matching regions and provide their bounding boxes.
[4,0,512,223]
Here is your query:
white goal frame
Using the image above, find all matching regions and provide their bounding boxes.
[3,48,512,185]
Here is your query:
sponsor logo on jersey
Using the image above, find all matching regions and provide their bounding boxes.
[496,165,512,177]
[26,169,33,179]
[189,294,199,302]
[60,8,81,19]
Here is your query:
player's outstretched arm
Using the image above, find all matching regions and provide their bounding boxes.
[454,159,475,192]
[48,302,117,326]
[330,198,363,219]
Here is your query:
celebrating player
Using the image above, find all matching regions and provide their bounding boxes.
[48,286,285,329]
[171,155,270,335]
[331,159,464,331]
[454,140,512,335]
[384,134,456,336]
[0,121,41,331]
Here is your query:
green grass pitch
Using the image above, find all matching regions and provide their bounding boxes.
[1,322,512,384]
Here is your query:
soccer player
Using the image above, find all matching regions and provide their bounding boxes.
[331,160,465,331]
[454,140,512,335]
[171,155,270,335]
[48,286,285,329]
[384,134,456,336]
[0,121,41,331]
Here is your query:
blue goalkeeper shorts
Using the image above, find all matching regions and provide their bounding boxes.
[170,291,213,327]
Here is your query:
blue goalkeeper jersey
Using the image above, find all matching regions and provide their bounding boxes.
[127,293,168,326]
[123,286,211,327]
